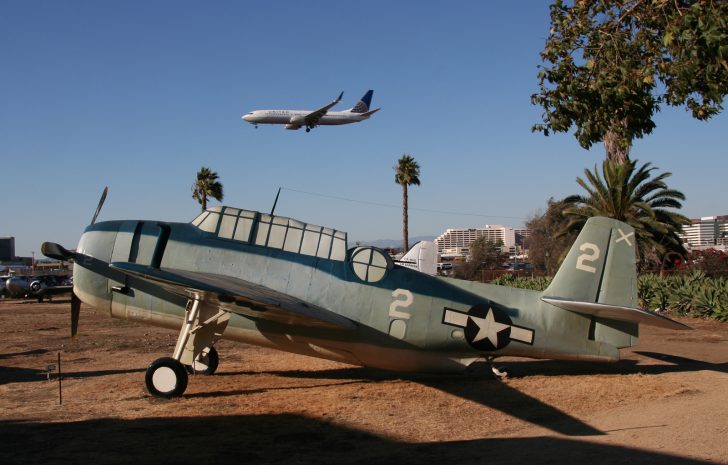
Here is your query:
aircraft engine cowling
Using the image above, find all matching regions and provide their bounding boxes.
[286,115,307,130]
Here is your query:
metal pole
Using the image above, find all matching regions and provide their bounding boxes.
[58,352,62,405]
[270,187,282,215]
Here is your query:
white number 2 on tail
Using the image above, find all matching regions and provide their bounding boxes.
[389,289,414,319]
[576,242,600,273]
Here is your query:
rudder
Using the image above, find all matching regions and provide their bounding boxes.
[543,216,638,308]
[543,217,639,348]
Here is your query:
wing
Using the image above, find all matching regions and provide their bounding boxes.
[303,91,343,126]
[110,262,356,331]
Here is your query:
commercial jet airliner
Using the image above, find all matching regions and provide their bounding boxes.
[242,90,380,132]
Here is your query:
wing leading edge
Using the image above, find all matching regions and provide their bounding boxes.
[110,262,356,331]
[303,91,343,127]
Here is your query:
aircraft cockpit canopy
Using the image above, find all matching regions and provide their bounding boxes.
[191,206,348,261]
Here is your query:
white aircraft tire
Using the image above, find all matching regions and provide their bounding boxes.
[185,346,219,376]
[145,357,188,398]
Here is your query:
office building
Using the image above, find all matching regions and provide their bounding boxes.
[0,237,15,262]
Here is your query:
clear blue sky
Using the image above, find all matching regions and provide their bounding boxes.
[2,1,726,258]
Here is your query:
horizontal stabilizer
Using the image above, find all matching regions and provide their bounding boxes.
[360,108,380,117]
[542,296,691,331]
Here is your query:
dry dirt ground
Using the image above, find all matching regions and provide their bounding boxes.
[1,298,727,465]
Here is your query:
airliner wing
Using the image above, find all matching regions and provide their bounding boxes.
[304,91,343,126]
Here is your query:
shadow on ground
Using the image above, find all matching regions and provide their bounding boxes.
[0,366,144,385]
[0,414,711,465]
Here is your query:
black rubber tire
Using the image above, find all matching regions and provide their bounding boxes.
[185,346,219,376]
[145,357,188,398]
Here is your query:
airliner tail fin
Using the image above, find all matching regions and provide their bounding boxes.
[350,90,374,113]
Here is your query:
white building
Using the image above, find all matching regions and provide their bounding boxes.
[679,216,728,248]
[435,225,523,259]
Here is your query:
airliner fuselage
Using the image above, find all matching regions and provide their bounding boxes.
[243,109,374,127]
[242,90,379,131]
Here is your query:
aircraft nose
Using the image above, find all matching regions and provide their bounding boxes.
[242,113,253,122]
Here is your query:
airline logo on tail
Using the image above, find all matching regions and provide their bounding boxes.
[350,90,374,113]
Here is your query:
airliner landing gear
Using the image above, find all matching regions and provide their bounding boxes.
[305,127,311,132]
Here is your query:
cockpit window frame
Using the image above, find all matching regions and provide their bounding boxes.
[190,205,348,262]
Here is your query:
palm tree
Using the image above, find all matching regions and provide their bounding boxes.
[394,154,421,253]
[191,166,224,211]
[561,159,689,270]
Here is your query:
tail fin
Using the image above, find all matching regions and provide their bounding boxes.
[350,90,374,113]
[544,217,637,307]
[395,241,437,275]
[542,217,688,338]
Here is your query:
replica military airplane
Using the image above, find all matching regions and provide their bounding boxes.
[42,189,689,398]
[241,90,380,132]
[4,274,72,302]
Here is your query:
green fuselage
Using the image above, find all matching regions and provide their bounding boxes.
[73,214,623,374]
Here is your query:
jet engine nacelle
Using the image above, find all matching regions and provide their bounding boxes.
[286,115,305,130]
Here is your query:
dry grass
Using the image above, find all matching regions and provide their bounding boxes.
[1,299,727,464]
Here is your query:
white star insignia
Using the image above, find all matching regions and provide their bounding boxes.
[470,308,510,346]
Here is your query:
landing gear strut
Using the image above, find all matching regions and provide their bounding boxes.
[145,298,229,398]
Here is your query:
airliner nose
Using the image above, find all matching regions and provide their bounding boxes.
[242,112,256,123]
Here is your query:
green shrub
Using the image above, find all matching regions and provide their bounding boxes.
[494,271,728,321]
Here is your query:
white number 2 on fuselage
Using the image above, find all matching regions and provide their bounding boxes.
[389,289,414,319]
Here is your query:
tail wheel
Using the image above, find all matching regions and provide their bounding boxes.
[145,357,188,398]
[186,346,219,375]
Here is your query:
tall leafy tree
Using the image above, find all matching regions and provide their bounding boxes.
[192,166,224,211]
[526,198,575,274]
[533,0,728,162]
[454,237,506,281]
[561,159,689,269]
[394,154,421,253]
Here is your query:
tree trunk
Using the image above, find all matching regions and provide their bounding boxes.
[402,183,409,253]
[201,192,207,211]
[603,128,630,163]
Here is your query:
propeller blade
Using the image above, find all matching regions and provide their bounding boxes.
[71,292,81,337]
[91,186,108,225]
[41,242,76,261]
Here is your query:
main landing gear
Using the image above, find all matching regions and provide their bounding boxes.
[186,346,219,375]
[144,298,229,398]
